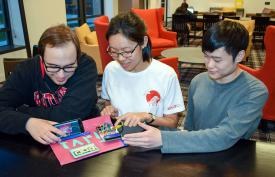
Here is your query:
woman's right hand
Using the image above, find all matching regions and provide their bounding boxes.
[100,105,119,118]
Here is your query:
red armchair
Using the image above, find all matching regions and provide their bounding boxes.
[239,25,275,122]
[132,8,177,57]
[94,16,113,72]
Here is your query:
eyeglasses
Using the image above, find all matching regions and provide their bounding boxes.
[43,59,78,73]
[106,43,139,59]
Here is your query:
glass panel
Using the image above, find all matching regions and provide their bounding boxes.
[0,0,7,28]
[67,20,80,28]
[86,17,95,28]
[65,0,79,19]
[0,31,8,46]
[85,0,102,16]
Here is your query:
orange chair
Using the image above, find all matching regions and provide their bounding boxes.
[159,57,180,79]
[94,16,113,72]
[239,25,275,124]
[132,8,177,57]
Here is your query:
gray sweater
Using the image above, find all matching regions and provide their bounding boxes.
[161,71,268,153]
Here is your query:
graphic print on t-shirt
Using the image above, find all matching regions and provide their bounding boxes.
[34,86,67,107]
[146,90,161,114]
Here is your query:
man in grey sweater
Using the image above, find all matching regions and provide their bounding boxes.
[122,21,268,153]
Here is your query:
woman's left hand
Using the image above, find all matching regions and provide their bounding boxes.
[115,112,150,127]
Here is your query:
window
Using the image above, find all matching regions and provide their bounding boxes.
[0,0,9,47]
[0,0,29,55]
[65,0,104,29]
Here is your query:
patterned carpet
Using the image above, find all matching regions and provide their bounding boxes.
[96,41,275,143]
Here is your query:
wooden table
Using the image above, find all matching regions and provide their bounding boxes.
[1,133,275,177]
[161,47,205,64]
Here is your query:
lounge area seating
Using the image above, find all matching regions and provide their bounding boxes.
[131,8,177,57]
[75,23,103,74]
[251,16,270,48]
[94,16,113,72]
[239,25,275,124]
[3,58,28,80]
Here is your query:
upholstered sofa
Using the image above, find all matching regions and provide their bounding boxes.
[75,23,103,74]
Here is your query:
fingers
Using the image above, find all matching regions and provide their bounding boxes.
[111,109,118,118]
[121,123,162,149]
[34,131,60,145]
[50,125,66,137]
[123,115,132,126]
[123,131,145,138]
[41,133,58,144]
[123,139,148,148]
[101,105,118,117]
[37,127,62,145]
[115,113,140,127]
[35,137,48,145]
[48,121,58,125]
[115,114,128,126]
[115,115,135,127]
[114,118,122,126]
[122,132,149,148]
[26,118,63,145]
[137,122,151,130]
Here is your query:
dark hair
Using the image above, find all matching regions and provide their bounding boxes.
[202,21,249,61]
[38,24,81,60]
[181,2,188,9]
[106,11,151,62]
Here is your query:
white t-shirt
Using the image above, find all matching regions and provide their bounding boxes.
[101,59,185,117]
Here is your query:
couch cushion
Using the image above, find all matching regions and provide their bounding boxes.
[132,9,159,37]
[75,23,91,44]
[85,31,98,45]
[150,37,175,48]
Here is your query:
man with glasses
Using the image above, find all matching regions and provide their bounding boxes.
[0,24,99,145]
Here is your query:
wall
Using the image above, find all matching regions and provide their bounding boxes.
[148,0,161,9]
[105,0,118,18]
[167,0,275,17]
[24,0,67,51]
[0,0,67,82]
[243,0,275,13]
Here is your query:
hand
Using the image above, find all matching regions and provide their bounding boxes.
[100,105,119,118]
[122,122,162,149]
[25,118,66,145]
[115,112,150,127]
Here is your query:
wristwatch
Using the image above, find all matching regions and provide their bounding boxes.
[147,113,156,124]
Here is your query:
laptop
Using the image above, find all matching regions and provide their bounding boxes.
[187,7,194,13]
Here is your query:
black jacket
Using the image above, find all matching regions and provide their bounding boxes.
[0,54,99,134]
[174,8,196,20]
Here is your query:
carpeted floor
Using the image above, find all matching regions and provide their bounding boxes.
[96,41,275,143]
